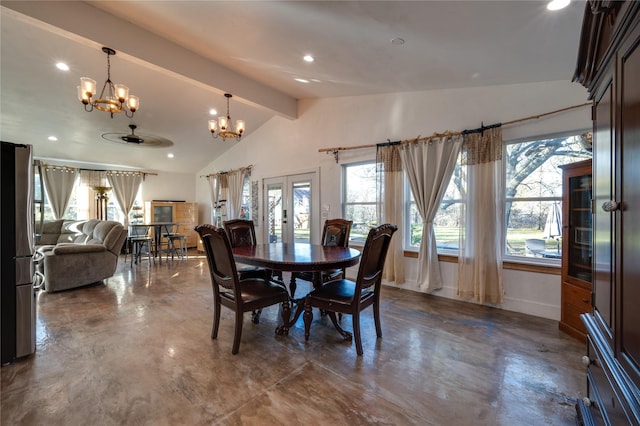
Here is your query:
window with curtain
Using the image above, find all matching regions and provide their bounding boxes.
[34,169,56,221]
[406,153,464,252]
[38,172,142,223]
[342,161,377,244]
[36,167,81,220]
[403,131,592,263]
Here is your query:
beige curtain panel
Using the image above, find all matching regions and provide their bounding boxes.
[106,171,144,227]
[400,134,463,292]
[376,144,405,284]
[41,165,79,220]
[457,127,504,304]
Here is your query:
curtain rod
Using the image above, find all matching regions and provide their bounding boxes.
[81,168,157,176]
[200,164,253,178]
[42,164,157,176]
[376,139,402,148]
[79,168,157,176]
[318,101,591,161]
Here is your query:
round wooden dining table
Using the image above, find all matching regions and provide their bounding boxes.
[232,242,361,275]
[232,243,361,332]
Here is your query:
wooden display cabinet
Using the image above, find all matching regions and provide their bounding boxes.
[558,159,592,341]
[144,201,199,248]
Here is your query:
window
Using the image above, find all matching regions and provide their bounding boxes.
[342,161,377,244]
[406,153,464,252]
[404,131,591,262]
[240,175,251,220]
[341,132,591,262]
[504,132,591,259]
[37,175,143,223]
[33,170,55,221]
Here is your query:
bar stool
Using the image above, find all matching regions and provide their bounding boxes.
[126,225,153,266]
[163,224,187,260]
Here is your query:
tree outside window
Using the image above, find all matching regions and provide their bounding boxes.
[504,132,591,258]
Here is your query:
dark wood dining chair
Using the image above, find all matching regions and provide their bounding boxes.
[223,219,272,324]
[303,223,397,356]
[289,218,352,298]
[195,224,291,355]
[223,219,269,280]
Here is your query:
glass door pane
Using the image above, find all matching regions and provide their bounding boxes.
[292,181,311,243]
[266,183,283,243]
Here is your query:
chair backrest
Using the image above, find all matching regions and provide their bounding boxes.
[163,223,181,235]
[129,224,150,238]
[354,224,397,293]
[321,218,352,248]
[223,219,258,248]
[195,224,239,293]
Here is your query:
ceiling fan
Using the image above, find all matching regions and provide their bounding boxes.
[102,124,173,148]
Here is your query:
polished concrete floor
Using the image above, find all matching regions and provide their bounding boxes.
[1,251,586,425]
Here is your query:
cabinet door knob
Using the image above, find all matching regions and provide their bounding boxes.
[582,397,592,407]
[582,355,594,367]
[601,200,619,212]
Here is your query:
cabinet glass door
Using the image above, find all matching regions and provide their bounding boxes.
[567,174,592,283]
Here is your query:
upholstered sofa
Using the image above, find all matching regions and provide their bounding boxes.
[36,219,127,292]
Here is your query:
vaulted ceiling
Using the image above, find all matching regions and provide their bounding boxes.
[0,1,585,173]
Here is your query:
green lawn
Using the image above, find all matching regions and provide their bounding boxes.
[301,225,560,257]
[428,226,560,255]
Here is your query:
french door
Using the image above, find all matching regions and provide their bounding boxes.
[263,172,318,244]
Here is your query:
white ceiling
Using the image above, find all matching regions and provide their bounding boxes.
[0,1,586,173]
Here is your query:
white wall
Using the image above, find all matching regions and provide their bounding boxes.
[142,171,196,203]
[195,80,591,321]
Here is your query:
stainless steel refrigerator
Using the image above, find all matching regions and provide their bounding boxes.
[1,141,36,364]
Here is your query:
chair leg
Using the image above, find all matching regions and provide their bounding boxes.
[124,239,130,264]
[289,274,297,299]
[149,240,154,265]
[169,238,176,260]
[373,299,382,338]
[352,311,363,356]
[127,240,133,265]
[211,299,221,340]
[327,311,352,341]
[133,241,139,265]
[303,297,313,341]
[232,310,244,355]
[180,237,187,259]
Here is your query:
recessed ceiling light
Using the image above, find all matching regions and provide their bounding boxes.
[547,0,570,11]
[391,38,405,46]
[56,62,69,71]
[294,78,310,83]
[47,136,58,141]
[209,108,217,116]
[303,54,314,63]
[167,153,174,159]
